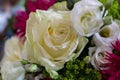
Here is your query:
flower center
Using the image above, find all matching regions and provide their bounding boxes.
[99,27,110,38]
[42,24,77,58]
[48,25,70,45]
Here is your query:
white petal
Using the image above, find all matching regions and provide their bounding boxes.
[1,61,25,80]
[89,46,112,70]
[93,21,120,47]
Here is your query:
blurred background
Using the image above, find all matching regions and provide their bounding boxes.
[0,0,25,60]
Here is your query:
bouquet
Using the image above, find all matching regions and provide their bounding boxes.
[1,0,120,80]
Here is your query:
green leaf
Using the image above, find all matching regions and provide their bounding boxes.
[67,0,80,10]
[21,59,30,65]
[105,0,114,9]
[99,0,120,19]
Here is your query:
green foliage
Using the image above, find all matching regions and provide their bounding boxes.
[67,0,80,10]
[56,0,80,10]
[99,0,106,5]
[56,0,67,2]
[54,59,101,80]
[0,74,2,80]
[99,0,120,20]
[41,58,101,80]
[21,59,30,65]
[22,58,101,80]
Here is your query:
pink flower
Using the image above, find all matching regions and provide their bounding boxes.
[14,0,55,38]
[14,11,28,38]
[101,39,120,80]
[112,39,120,53]
[27,0,55,13]
[109,70,120,80]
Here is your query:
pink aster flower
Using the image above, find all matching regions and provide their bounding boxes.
[109,70,120,80]
[112,39,120,53]
[101,39,120,80]
[27,0,55,13]
[14,0,55,38]
[14,11,28,38]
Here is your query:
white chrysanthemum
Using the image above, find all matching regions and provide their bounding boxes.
[1,36,25,80]
[1,62,25,80]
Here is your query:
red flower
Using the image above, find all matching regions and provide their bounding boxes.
[14,11,28,37]
[27,0,55,13]
[109,70,120,80]
[112,39,120,53]
[14,0,55,38]
[101,39,120,80]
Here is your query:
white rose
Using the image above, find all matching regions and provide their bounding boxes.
[25,10,88,78]
[71,0,103,36]
[1,36,25,80]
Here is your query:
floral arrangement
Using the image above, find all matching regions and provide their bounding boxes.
[1,0,120,80]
